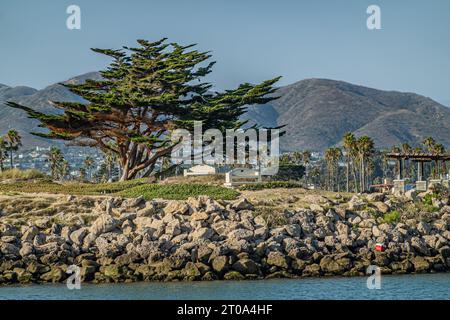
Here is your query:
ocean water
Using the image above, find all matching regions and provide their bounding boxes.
[1,273,449,300]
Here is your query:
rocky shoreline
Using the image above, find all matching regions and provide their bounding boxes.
[0,188,450,285]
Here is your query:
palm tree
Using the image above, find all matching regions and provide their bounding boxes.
[302,150,312,185]
[292,151,303,165]
[432,143,445,177]
[4,129,22,169]
[80,167,87,181]
[103,150,117,182]
[0,137,8,172]
[60,160,70,181]
[47,147,64,180]
[356,136,375,192]
[422,137,444,178]
[342,132,356,193]
[325,147,342,191]
[422,137,436,153]
[83,156,95,181]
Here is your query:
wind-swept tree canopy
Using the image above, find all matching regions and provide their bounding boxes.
[7,38,280,180]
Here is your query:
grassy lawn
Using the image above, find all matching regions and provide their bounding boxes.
[117,183,239,200]
[0,178,239,200]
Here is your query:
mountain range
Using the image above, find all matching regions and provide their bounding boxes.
[244,78,450,151]
[1,74,449,151]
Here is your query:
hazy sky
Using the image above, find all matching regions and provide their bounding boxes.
[1,0,450,104]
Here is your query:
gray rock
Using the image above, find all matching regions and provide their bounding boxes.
[191,227,214,241]
[212,255,229,274]
[285,224,302,238]
[266,251,289,269]
[227,228,254,241]
[164,201,190,215]
[231,198,254,211]
[1,243,20,256]
[19,242,34,257]
[417,222,431,235]
[232,259,259,275]
[410,237,430,255]
[69,228,89,246]
[90,214,120,236]
[21,226,39,242]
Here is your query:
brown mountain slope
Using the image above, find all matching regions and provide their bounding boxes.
[0,73,101,148]
[244,78,450,151]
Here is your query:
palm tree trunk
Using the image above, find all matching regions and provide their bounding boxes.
[9,149,13,169]
[346,159,349,193]
[360,156,365,192]
[351,161,358,193]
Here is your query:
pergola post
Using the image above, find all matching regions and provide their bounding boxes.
[397,159,403,180]
[417,161,423,181]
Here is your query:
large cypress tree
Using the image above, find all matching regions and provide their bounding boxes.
[7,39,280,180]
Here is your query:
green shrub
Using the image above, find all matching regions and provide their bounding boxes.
[239,181,303,191]
[0,179,239,200]
[270,164,305,181]
[118,184,239,200]
[422,193,438,206]
[383,210,401,224]
[0,169,48,181]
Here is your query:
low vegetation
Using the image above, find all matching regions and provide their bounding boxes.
[117,184,239,200]
[0,168,48,181]
[383,210,402,224]
[0,178,239,200]
[238,181,304,191]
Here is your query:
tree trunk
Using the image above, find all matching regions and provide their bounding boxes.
[9,150,13,169]
[346,159,349,193]
[360,156,365,193]
[351,161,359,193]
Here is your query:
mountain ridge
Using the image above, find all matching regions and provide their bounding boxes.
[243,78,450,151]
[1,74,449,151]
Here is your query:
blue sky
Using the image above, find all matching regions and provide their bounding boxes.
[1,0,450,104]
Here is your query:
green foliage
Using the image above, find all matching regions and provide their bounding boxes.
[0,179,145,195]
[239,181,303,191]
[118,184,239,200]
[0,169,48,181]
[422,193,438,206]
[46,147,65,180]
[383,210,401,224]
[0,179,238,200]
[270,164,305,181]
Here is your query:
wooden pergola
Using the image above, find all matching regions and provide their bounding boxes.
[386,152,450,181]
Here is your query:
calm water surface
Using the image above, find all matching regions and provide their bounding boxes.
[1,273,450,300]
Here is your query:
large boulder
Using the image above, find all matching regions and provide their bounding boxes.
[89,214,120,236]
[411,256,430,272]
[212,255,230,274]
[231,198,254,211]
[266,251,289,269]
[410,237,430,255]
[164,201,190,215]
[227,229,254,241]
[232,259,259,275]
[21,226,39,242]
[69,228,89,246]
[40,267,66,283]
[191,228,214,241]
